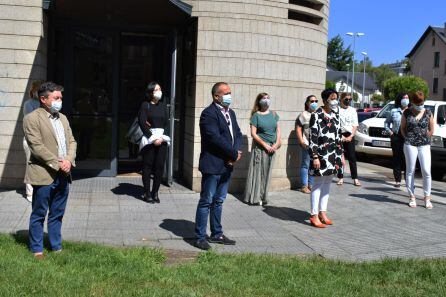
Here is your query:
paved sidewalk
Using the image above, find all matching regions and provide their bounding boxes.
[1,162,446,261]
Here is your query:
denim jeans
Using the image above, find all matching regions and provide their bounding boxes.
[29,174,69,253]
[195,170,231,240]
[300,147,314,187]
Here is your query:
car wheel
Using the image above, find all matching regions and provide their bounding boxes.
[432,167,444,181]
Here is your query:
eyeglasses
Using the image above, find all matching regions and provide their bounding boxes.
[310,100,318,103]
[344,98,352,101]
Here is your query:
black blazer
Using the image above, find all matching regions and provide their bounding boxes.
[199,103,243,174]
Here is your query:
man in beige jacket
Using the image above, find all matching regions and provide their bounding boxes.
[23,81,76,259]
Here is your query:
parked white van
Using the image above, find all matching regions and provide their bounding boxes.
[355,100,446,179]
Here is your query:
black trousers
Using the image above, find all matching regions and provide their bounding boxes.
[390,134,406,182]
[338,133,358,179]
[141,143,168,194]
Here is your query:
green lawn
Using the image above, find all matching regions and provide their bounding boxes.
[1,233,446,297]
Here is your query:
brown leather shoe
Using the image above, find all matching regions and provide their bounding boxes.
[301,186,311,194]
[319,212,333,225]
[33,253,44,260]
[310,215,326,228]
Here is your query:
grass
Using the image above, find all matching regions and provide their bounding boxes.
[1,234,446,297]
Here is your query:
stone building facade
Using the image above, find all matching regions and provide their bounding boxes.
[407,24,446,101]
[0,0,330,192]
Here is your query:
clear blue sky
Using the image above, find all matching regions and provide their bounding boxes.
[328,0,446,66]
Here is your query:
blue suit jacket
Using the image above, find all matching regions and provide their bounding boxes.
[199,103,243,174]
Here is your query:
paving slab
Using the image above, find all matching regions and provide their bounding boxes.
[1,162,446,261]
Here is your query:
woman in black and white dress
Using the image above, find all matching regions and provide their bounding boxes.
[308,88,343,228]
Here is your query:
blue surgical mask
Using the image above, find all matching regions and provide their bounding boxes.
[401,98,409,107]
[50,100,62,113]
[221,94,232,107]
[309,102,318,110]
[413,104,424,111]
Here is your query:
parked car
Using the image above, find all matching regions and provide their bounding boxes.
[357,111,374,123]
[355,100,446,180]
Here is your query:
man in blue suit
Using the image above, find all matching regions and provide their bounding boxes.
[194,82,243,250]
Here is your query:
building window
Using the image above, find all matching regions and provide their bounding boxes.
[288,10,323,25]
[433,78,439,94]
[289,0,324,11]
[432,36,436,46]
[443,88,446,101]
[444,60,446,75]
[434,52,440,68]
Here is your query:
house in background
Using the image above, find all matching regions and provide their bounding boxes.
[326,70,379,106]
[387,60,407,77]
[406,23,446,101]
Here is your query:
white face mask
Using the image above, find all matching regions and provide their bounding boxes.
[153,90,162,101]
[329,99,339,110]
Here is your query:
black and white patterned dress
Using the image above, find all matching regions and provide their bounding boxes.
[308,107,343,176]
[403,109,432,147]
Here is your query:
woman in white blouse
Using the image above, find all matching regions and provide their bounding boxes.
[337,93,361,187]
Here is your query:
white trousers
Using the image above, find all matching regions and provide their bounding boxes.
[23,138,33,198]
[310,175,333,215]
[403,144,431,197]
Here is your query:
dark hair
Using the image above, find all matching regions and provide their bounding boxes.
[251,92,269,116]
[321,88,338,103]
[304,95,316,111]
[37,81,64,99]
[409,91,425,105]
[211,82,228,97]
[146,81,160,100]
[394,93,408,108]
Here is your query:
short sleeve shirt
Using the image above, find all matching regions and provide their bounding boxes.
[339,106,358,133]
[250,111,279,144]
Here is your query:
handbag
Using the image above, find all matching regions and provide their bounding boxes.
[126,117,143,144]
[126,102,150,145]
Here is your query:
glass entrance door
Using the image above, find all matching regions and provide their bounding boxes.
[70,31,116,176]
[118,33,169,174]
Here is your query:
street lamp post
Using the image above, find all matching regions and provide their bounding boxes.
[346,63,350,93]
[346,32,364,100]
[361,52,367,108]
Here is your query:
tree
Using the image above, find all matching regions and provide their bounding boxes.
[325,80,336,90]
[371,93,384,102]
[383,76,429,101]
[371,64,397,92]
[327,35,353,71]
[356,57,373,75]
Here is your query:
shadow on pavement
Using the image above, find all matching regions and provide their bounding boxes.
[159,219,197,248]
[349,193,407,205]
[12,229,51,251]
[262,206,310,226]
[111,183,144,201]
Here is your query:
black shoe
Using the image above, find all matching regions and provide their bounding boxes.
[143,192,155,203]
[194,239,211,250]
[207,234,236,245]
[152,192,160,203]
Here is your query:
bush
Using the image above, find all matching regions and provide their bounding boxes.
[371,93,384,102]
[383,76,429,100]
[325,80,336,90]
